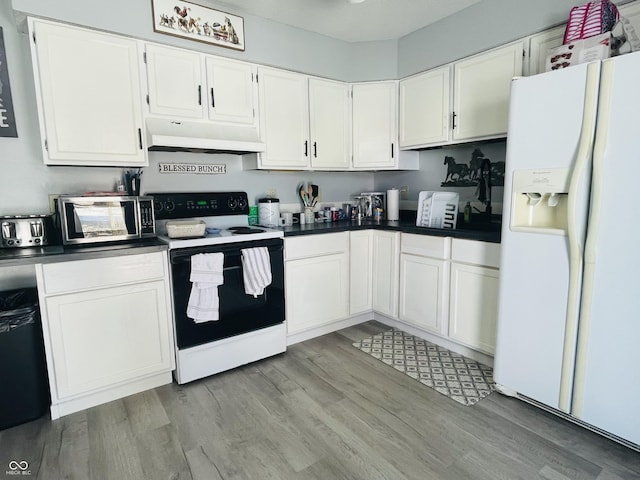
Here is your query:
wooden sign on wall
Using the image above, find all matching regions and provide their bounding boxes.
[158,163,227,174]
[0,27,17,138]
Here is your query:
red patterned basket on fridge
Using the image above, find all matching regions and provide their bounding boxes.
[563,0,619,44]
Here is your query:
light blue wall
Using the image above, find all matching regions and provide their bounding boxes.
[398,0,579,76]
[1,0,620,216]
[10,0,397,82]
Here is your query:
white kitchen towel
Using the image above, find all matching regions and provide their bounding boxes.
[187,252,224,323]
[189,252,224,285]
[241,247,272,297]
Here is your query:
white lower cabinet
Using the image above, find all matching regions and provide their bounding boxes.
[372,231,400,318]
[284,233,349,334]
[448,239,501,355]
[35,251,175,419]
[398,234,450,335]
[349,230,373,315]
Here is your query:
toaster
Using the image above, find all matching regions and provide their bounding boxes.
[0,215,54,248]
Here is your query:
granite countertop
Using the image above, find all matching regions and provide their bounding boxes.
[281,212,501,243]
[0,238,168,267]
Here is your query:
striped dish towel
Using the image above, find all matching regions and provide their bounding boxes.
[187,252,224,323]
[241,247,272,297]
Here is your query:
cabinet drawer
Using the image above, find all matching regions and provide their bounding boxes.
[451,238,500,268]
[285,232,348,260]
[40,252,167,295]
[401,233,450,259]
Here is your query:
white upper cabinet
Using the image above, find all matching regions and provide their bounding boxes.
[145,44,204,119]
[206,56,257,125]
[309,78,351,170]
[399,66,451,148]
[257,67,310,169]
[29,18,147,166]
[453,41,524,141]
[256,68,352,170]
[398,41,523,149]
[526,26,565,76]
[352,81,397,169]
[144,43,258,126]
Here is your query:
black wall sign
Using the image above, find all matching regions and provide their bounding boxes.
[0,27,17,138]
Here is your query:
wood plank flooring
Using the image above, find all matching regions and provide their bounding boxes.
[1,321,639,480]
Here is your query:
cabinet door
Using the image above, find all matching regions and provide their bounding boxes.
[399,254,448,334]
[349,230,373,315]
[372,231,400,318]
[30,19,146,166]
[145,43,204,119]
[352,82,397,169]
[258,67,310,169]
[309,78,351,169]
[453,42,523,141]
[206,57,258,126]
[449,262,499,354]
[44,280,173,400]
[285,253,349,333]
[526,26,565,76]
[399,66,451,147]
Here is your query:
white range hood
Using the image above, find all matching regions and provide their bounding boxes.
[145,118,266,154]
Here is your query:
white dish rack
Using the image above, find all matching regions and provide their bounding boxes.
[416,191,459,229]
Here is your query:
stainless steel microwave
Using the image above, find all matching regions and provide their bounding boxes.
[56,195,155,245]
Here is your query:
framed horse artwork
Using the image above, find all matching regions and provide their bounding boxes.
[151,0,245,51]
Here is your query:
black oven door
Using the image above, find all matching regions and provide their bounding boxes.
[170,238,284,349]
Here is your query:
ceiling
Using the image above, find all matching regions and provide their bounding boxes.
[209,0,482,43]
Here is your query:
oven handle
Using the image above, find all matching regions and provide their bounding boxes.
[171,256,243,271]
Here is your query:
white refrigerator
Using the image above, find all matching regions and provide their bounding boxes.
[494,52,640,449]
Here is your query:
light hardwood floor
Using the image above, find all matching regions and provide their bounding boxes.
[1,321,639,480]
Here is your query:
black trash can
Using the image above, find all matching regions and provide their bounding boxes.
[0,288,50,430]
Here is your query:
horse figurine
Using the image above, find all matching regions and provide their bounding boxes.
[444,156,469,182]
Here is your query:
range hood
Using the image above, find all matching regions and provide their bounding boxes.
[146,118,266,154]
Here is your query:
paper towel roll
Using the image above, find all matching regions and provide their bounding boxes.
[387,188,400,221]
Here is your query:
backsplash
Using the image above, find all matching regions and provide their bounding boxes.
[374,140,507,214]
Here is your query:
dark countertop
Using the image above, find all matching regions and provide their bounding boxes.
[281,214,501,243]
[0,238,168,267]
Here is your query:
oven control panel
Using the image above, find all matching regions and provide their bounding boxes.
[148,192,249,219]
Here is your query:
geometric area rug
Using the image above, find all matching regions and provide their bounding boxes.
[352,328,495,406]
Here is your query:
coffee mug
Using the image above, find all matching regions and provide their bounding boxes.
[280,212,299,226]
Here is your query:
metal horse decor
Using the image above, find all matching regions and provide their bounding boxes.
[440,148,505,188]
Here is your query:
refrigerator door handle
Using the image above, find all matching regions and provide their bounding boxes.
[559,61,601,413]
[571,60,613,417]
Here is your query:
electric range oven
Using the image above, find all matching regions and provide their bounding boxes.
[149,191,285,384]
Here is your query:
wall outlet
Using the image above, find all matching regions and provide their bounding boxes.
[267,188,277,198]
[400,186,409,200]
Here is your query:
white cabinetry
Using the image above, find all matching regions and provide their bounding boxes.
[35,251,175,419]
[399,42,523,149]
[371,230,400,318]
[352,82,397,169]
[284,233,349,334]
[145,43,204,118]
[399,234,450,334]
[257,68,351,170]
[399,67,450,148]
[526,26,565,76]
[349,230,373,315]
[309,78,351,169]
[448,239,501,355]
[258,67,310,169]
[28,18,147,166]
[352,82,418,170]
[453,41,523,141]
[144,43,258,126]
